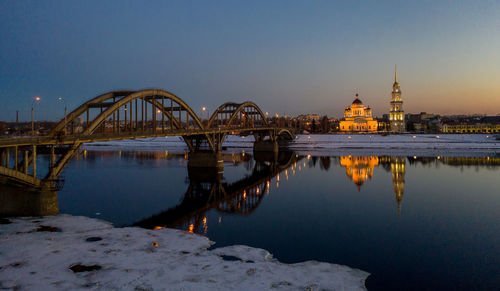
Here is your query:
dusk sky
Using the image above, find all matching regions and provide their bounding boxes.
[1,0,499,121]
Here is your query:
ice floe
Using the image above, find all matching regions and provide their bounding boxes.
[0,215,368,290]
[84,134,500,156]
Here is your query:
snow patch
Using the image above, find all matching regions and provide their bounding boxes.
[0,215,368,290]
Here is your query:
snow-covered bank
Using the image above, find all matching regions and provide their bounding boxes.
[0,215,368,290]
[84,134,500,155]
[290,134,500,150]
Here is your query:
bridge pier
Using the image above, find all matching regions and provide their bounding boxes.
[0,184,59,217]
[187,151,224,172]
[253,140,279,153]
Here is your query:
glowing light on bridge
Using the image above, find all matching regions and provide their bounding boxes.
[203,217,208,235]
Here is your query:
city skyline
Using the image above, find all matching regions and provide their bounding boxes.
[1,1,500,121]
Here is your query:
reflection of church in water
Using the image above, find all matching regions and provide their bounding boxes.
[340,156,406,214]
[339,156,379,191]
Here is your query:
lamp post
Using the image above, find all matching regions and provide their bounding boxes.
[31,96,41,136]
[202,106,209,125]
[202,106,207,120]
[57,97,67,133]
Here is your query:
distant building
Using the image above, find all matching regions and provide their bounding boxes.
[377,116,390,132]
[297,114,321,132]
[339,94,378,132]
[441,116,500,133]
[389,66,405,133]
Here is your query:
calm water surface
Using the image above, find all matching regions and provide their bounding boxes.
[32,148,500,290]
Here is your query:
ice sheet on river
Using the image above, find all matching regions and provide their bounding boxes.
[0,215,368,290]
[291,134,500,150]
[84,134,500,156]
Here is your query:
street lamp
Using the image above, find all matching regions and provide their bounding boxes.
[202,106,208,120]
[31,96,41,136]
[57,97,67,133]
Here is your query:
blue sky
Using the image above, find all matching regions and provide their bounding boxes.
[1,0,499,121]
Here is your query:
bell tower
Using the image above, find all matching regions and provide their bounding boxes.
[390,65,405,133]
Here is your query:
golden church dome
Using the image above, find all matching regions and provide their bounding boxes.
[352,93,363,105]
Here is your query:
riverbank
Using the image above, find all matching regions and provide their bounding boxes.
[85,134,500,151]
[0,215,369,290]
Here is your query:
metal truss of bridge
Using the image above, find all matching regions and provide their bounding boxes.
[0,89,294,189]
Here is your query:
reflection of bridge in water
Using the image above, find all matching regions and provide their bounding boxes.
[134,151,299,233]
[0,89,294,189]
[2,152,498,220]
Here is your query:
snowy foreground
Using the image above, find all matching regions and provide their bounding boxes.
[0,215,369,290]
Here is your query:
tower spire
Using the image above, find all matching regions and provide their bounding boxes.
[395,64,398,83]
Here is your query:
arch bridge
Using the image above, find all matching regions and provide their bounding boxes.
[0,89,294,189]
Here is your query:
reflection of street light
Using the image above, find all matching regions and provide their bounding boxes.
[57,97,67,133]
[31,96,41,136]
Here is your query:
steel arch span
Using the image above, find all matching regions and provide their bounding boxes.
[0,89,295,188]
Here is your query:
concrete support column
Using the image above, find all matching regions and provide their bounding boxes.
[187,151,224,172]
[14,146,18,170]
[32,145,37,178]
[5,149,9,168]
[253,140,279,153]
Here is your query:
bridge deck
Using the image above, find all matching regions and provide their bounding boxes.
[0,127,280,148]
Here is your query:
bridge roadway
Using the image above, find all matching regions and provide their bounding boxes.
[0,127,279,148]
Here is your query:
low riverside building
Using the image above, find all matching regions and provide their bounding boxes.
[442,123,500,133]
[442,116,500,133]
[339,94,378,132]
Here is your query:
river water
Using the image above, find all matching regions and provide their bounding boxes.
[3,145,500,290]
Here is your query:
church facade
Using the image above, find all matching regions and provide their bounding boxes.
[339,94,378,132]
